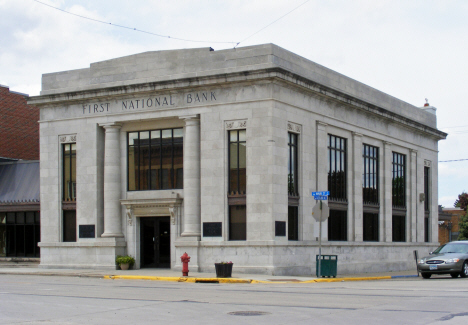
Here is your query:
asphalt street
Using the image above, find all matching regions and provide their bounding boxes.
[0,274,467,325]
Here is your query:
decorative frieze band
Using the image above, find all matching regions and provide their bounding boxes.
[59,134,77,143]
[287,122,301,134]
[225,119,247,130]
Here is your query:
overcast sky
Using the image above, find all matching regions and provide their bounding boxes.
[1,0,467,207]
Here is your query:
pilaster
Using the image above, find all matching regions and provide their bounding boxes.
[409,149,418,242]
[352,132,363,241]
[316,121,328,240]
[383,141,392,242]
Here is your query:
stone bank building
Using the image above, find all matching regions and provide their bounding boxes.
[29,44,447,275]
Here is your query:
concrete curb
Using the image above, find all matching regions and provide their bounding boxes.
[0,270,419,283]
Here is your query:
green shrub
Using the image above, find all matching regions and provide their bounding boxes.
[116,255,135,266]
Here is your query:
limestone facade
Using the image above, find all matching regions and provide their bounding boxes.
[29,44,447,275]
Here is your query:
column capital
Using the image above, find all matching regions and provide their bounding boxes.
[180,115,200,121]
[316,121,328,127]
[99,122,122,129]
[383,141,392,147]
[410,149,418,154]
[352,132,363,138]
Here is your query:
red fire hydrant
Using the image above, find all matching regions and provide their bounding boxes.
[180,252,191,276]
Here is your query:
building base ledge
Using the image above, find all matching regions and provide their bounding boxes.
[39,263,118,270]
[196,240,438,248]
[39,240,127,248]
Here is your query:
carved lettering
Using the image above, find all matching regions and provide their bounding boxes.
[83,90,216,115]
[83,103,110,114]
[186,92,216,104]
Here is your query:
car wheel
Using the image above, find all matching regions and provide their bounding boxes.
[460,261,468,278]
[421,273,431,279]
[450,273,459,278]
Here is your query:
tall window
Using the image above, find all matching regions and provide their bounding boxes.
[424,166,430,242]
[363,144,379,241]
[328,210,347,241]
[328,135,347,241]
[228,130,246,195]
[128,128,183,191]
[288,133,299,240]
[328,135,347,201]
[63,143,76,242]
[392,152,406,208]
[63,143,76,201]
[392,152,406,242]
[363,213,378,242]
[229,206,246,240]
[228,130,246,240]
[288,133,298,196]
[363,144,379,205]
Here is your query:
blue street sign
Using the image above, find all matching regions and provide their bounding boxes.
[312,191,330,196]
[313,195,328,200]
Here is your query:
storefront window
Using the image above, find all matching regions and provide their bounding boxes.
[0,211,40,257]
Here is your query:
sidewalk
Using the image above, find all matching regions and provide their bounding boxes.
[0,265,419,284]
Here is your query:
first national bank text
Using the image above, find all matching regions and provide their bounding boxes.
[82,92,216,115]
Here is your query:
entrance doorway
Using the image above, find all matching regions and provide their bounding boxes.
[140,217,170,268]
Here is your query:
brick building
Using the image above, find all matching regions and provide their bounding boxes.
[0,85,40,259]
[438,206,464,245]
[0,84,39,161]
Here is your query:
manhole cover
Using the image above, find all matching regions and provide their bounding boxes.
[228,311,271,316]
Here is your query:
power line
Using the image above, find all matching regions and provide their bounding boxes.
[235,0,312,48]
[31,0,238,44]
[439,159,468,162]
[32,0,312,49]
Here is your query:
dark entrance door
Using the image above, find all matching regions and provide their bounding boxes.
[140,217,170,268]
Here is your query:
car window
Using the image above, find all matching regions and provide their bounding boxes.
[435,243,468,254]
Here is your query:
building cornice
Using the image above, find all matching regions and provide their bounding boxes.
[28,67,447,140]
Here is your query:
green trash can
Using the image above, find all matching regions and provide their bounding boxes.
[316,255,338,278]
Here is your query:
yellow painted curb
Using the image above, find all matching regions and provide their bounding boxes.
[312,276,391,283]
[104,275,392,284]
[104,275,251,284]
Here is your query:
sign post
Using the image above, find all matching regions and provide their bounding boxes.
[312,191,330,278]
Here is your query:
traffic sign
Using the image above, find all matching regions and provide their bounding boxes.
[312,191,330,196]
[313,195,328,200]
[312,201,330,222]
